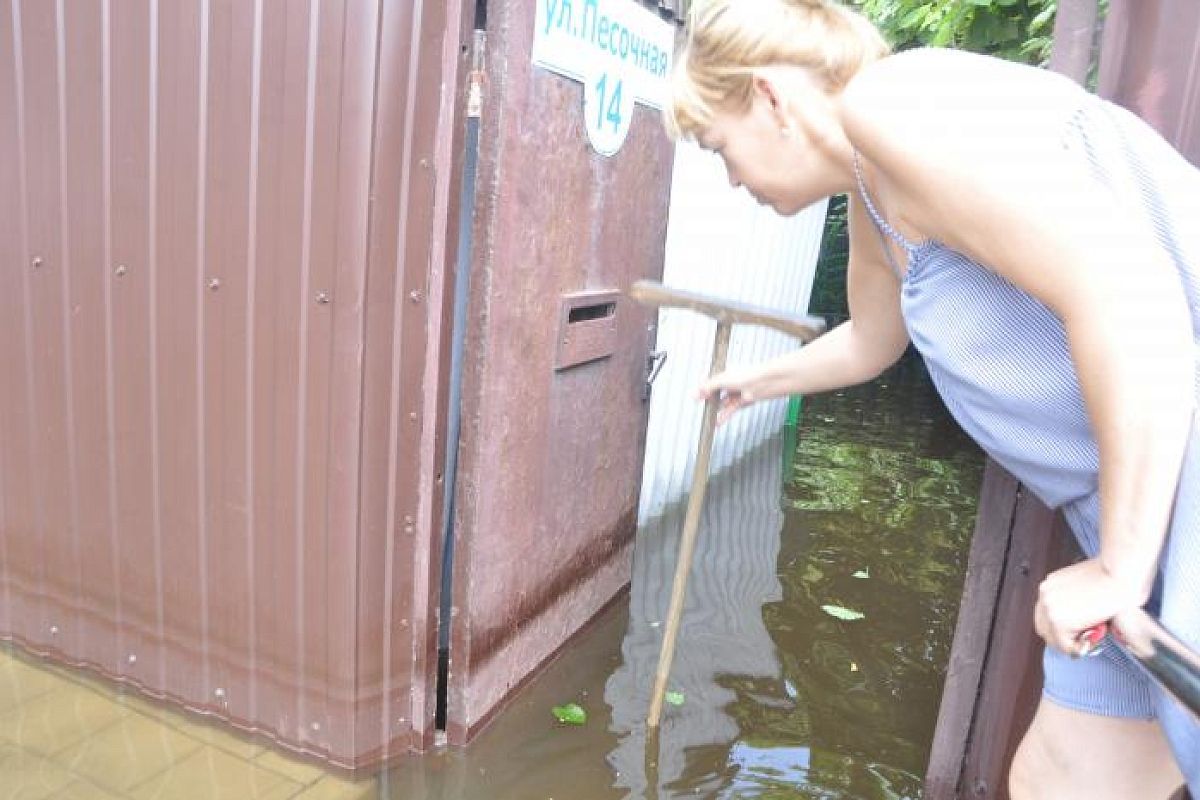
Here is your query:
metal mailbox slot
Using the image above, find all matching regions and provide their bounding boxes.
[555,290,620,370]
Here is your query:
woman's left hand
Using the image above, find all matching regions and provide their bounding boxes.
[1035,558,1147,656]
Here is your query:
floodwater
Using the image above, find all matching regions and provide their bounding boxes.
[380,356,984,799]
[0,357,982,799]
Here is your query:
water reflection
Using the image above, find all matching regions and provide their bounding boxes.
[605,356,984,799]
[757,356,984,799]
[606,436,788,798]
[379,359,982,800]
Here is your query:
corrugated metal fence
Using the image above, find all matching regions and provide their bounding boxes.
[0,0,465,767]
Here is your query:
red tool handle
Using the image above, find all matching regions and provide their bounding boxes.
[1077,622,1109,657]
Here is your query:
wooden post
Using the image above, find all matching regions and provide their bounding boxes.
[923,462,1077,799]
[626,280,826,728]
[646,319,732,728]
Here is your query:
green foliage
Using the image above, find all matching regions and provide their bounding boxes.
[808,194,850,320]
[854,0,1059,65]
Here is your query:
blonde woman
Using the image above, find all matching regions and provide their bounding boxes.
[668,0,1200,797]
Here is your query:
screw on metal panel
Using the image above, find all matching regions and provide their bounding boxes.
[31,256,43,269]
[49,625,59,635]
[408,412,417,421]
[310,721,321,732]
[315,292,330,305]
[115,264,128,277]
[214,687,226,699]
[408,290,422,303]
[208,278,221,291]
[128,654,137,665]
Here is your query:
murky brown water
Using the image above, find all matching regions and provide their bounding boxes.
[380,357,984,799]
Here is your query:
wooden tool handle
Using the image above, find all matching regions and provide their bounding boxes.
[628,279,827,342]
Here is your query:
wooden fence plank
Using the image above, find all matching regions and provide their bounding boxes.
[924,460,1019,798]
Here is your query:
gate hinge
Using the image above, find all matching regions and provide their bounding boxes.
[466,30,486,119]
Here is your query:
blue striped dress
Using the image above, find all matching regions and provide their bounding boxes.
[855,95,1200,790]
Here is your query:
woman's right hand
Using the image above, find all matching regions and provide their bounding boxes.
[696,369,760,426]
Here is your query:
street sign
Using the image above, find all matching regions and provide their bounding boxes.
[532,0,676,156]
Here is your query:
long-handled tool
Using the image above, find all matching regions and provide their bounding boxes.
[628,280,827,728]
[1082,610,1200,720]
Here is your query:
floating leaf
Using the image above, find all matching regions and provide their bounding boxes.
[665,691,685,707]
[852,569,870,579]
[821,604,866,622]
[551,703,587,725]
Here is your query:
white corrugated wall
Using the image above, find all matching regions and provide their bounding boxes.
[608,436,786,794]
[638,140,828,521]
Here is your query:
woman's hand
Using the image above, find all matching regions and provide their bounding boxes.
[696,368,761,425]
[1035,558,1148,656]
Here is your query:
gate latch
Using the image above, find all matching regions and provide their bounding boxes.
[644,350,667,400]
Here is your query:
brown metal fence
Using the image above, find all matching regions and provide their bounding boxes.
[0,0,468,768]
[1098,0,1200,166]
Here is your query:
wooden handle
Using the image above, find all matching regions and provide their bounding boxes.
[647,320,733,729]
[628,279,827,342]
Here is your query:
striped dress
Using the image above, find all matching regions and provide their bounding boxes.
[855,94,1200,790]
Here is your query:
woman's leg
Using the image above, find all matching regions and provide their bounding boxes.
[1009,697,1184,800]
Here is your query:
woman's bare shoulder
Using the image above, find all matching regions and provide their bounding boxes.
[840,48,1086,172]
[850,47,1073,91]
[842,48,1083,131]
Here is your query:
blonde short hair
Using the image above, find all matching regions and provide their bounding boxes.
[667,0,890,139]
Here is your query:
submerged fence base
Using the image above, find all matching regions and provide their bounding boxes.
[924,460,1078,800]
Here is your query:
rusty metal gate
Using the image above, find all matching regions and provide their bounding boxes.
[445,0,678,743]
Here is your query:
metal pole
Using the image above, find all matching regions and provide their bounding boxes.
[1112,608,1200,719]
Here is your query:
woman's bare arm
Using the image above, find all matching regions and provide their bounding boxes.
[698,194,910,420]
[843,49,1195,647]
